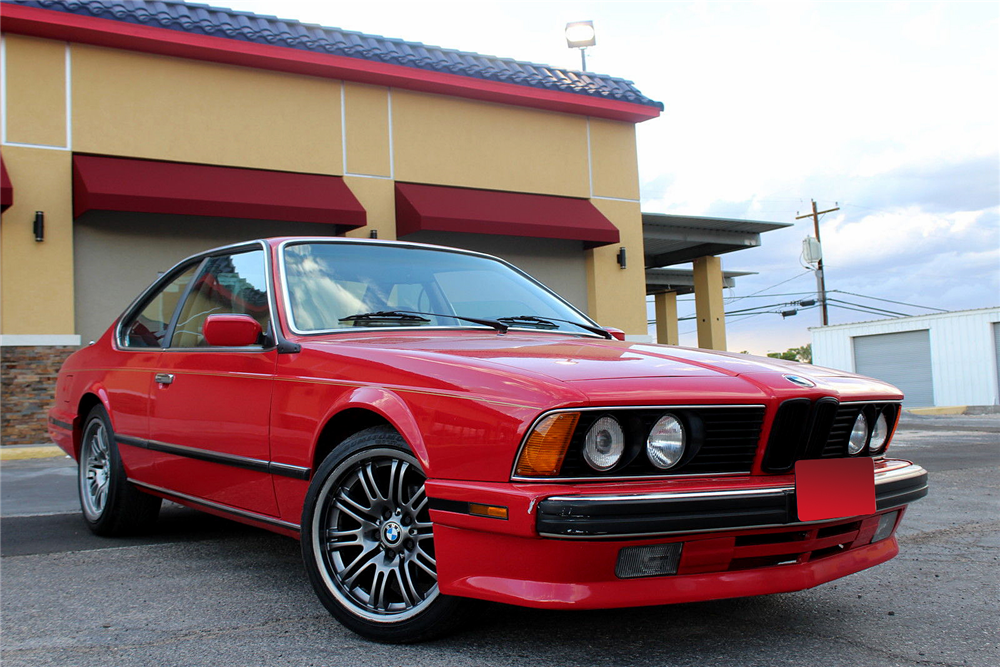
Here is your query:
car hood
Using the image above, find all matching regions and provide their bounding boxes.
[305,331,872,385]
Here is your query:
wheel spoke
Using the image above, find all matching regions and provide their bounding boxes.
[94,425,109,456]
[413,548,437,578]
[370,569,391,610]
[324,527,364,550]
[335,492,377,524]
[386,459,403,506]
[361,463,387,503]
[398,561,422,605]
[340,545,381,588]
[405,487,428,514]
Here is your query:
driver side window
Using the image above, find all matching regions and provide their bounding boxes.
[120,263,199,348]
[170,250,271,348]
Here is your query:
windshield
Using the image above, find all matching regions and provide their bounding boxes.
[281,242,598,335]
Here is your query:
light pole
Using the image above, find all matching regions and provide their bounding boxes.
[565,21,596,71]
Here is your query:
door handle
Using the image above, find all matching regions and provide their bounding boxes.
[155,373,175,385]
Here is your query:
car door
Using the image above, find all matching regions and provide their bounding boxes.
[111,261,202,483]
[147,245,280,516]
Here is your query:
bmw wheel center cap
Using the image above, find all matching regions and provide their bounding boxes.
[382,521,402,546]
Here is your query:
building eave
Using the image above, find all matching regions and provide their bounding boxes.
[0,3,661,123]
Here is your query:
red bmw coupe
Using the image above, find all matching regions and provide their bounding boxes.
[49,238,927,642]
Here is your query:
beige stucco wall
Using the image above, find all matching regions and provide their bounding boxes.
[344,83,391,178]
[392,90,590,198]
[3,35,67,148]
[70,44,343,175]
[589,118,640,201]
[586,198,647,333]
[0,146,75,335]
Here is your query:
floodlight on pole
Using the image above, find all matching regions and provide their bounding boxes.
[565,20,595,71]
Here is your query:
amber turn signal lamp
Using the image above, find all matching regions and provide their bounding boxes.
[469,503,509,520]
[515,412,580,477]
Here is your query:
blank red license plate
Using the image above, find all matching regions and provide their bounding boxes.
[795,457,875,521]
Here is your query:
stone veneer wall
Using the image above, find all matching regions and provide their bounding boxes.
[1,346,76,445]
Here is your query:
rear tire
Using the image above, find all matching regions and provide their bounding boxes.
[78,405,161,536]
[301,426,469,643]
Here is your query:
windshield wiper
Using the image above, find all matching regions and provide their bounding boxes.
[340,311,431,325]
[339,310,509,334]
[496,315,612,339]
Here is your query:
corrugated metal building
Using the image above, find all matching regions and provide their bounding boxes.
[811,307,1000,408]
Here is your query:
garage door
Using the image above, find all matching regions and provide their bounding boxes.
[853,330,934,407]
[994,323,1000,402]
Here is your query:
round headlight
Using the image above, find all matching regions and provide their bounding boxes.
[869,412,890,453]
[848,412,869,455]
[583,416,624,471]
[647,414,686,469]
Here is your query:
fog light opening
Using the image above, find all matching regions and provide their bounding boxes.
[870,510,900,543]
[615,543,683,579]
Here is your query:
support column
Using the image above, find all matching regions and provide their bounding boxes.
[654,291,679,345]
[693,255,727,350]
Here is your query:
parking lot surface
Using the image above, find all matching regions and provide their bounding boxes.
[1,413,997,666]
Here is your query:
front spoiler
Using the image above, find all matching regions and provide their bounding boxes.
[535,463,927,538]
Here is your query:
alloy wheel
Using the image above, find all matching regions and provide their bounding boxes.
[80,418,112,520]
[312,450,438,622]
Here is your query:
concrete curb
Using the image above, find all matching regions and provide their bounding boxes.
[0,445,69,461]
[904,406,968,416]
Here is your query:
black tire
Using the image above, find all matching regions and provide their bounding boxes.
[78,405,161,536]
[301,426,469,643]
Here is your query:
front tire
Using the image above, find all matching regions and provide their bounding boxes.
[78,405,161,536]
[301,426,468,643]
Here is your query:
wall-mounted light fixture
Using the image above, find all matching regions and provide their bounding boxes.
[565,20,596,71]
[370,229,378,239]
[33,211,44,242]
[616,246,627,269]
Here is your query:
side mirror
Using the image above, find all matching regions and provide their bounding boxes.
[203,314,262,347]
[604,327,627,341]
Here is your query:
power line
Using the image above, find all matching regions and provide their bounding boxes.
[674,291,818,303]
[826,301,909,319]
[676,270,814,320]
[826,298,910,318]
[828,290,947,313]
[726,270,814,305]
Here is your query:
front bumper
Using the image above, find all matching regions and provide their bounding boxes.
[426,459,926,609]
[536,463,927,538]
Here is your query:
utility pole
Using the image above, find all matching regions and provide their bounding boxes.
[796,200,839,325]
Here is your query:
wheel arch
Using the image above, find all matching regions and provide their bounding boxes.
[312,387,431,475]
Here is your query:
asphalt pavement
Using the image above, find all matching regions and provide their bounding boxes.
[1,413,997,666]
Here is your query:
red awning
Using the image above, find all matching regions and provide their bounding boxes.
[72,155,366,229]
[395,183,620,248]
[1,156,12,213]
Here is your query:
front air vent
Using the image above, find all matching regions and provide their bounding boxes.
[761,399,811,472]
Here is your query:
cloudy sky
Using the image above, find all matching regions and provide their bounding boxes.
[220,0,998,354]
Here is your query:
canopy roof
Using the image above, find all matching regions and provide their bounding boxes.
[642,212,791,269]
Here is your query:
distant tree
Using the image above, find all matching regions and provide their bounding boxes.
[767,344,812,363]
